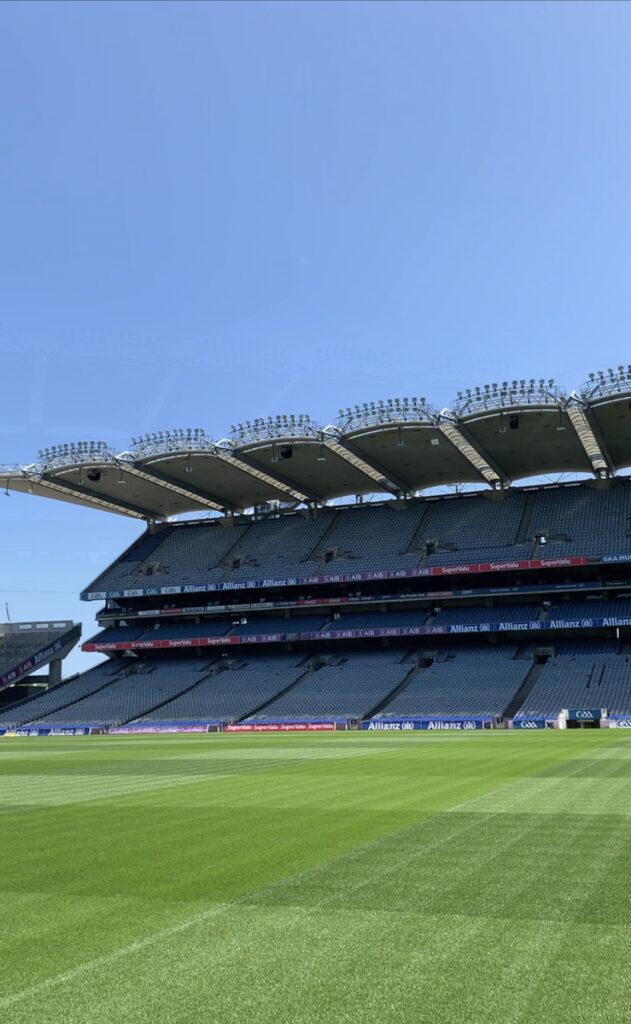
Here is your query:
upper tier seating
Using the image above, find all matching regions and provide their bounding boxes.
[216,511,337,581]
[83,528,176,591]
[421,492,528,568]
[529,485,631,557]
[85,481,631,595]
[306,504,424,573]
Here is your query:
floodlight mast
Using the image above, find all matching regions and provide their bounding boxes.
[451,378,565,416]
[37,440,113,470]
[336,396,435,431]
[581,365,631,401]
[230,414,319,444]
[129,428,213,459]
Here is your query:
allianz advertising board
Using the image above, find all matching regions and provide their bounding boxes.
[362,719,486,731]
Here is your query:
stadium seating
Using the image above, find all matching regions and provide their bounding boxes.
[135,653,308,723]
[84,527,176,591]
[515,654,631,718]
[544,599,631,621]
[0,661,124,727]
[529,484,631,557]
[23,658,212,727]
[431,604,540,625]
[377,646,529,718]
[9,477,622,730]
[321,609,429,630]
[85,481,631,596]
[229,614,328,635]
[246,650,413,722]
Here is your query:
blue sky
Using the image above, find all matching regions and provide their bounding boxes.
[1,0,630,673]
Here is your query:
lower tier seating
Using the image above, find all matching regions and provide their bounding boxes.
[377,647,529,718]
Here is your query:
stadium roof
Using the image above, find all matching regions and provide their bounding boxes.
[2,368,631,520]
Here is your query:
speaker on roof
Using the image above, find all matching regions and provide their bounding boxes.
[509,415,519,430]
[87,470,101,482]
[280,446,293,459]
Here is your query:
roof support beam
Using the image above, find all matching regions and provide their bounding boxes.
[39,472,154,518]
[218,450,319,504]
[438,420,508,487]
[127,461,237,513]
[566,403,614,477]
[322,434,409,495]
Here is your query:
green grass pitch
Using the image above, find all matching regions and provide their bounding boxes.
[1,729,630,1023]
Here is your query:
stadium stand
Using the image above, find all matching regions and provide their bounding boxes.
[430,604,541,625]
[377,648,531,719]
[515,654,631,718]
[22,659,212,727]
[321,609,429,630]
[8,473,631,730]
[0,621,79,676]
[245,650,413,722]
[135,653,308,724]
[82,481,631,597]
[0,661,123,727]
[529,484,631,557]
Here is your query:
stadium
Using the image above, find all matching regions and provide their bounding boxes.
[3,369,631,734]
[2,369,631,1024]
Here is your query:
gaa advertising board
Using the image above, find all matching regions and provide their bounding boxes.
[565,709,605,721]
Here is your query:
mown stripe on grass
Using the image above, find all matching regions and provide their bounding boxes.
[0,737,614,1013]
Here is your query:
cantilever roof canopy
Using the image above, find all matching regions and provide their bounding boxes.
[2,369,630,519]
